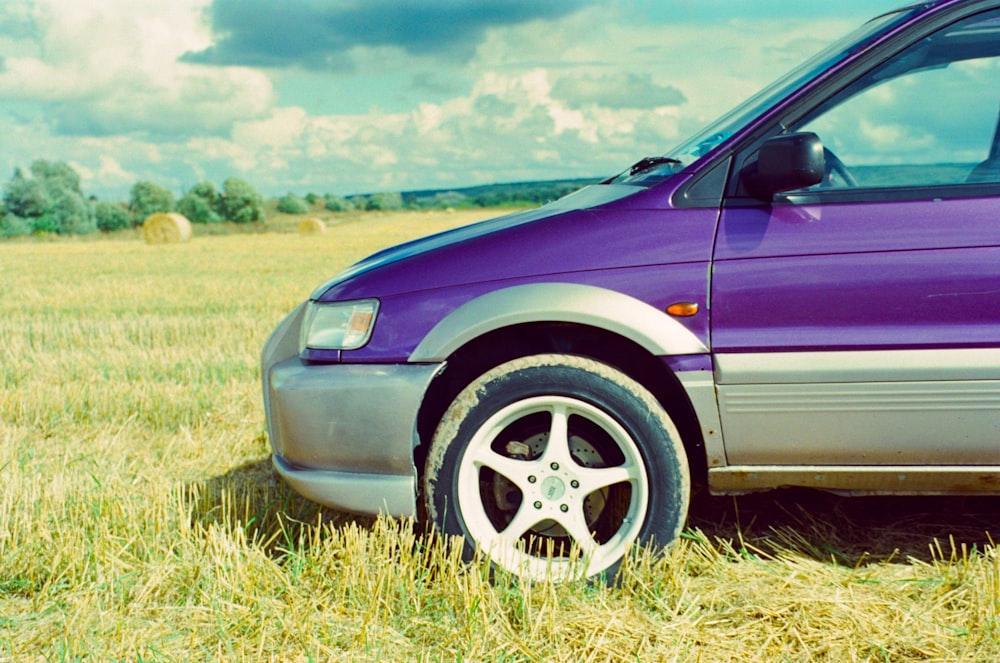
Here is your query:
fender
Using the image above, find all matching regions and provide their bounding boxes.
[409,282,709,362]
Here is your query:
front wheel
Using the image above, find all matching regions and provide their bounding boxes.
[423,354,690,581]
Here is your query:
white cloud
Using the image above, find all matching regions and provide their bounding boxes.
[165,66,694,195]
[232,107,308,150]
[95,155,134,182]
[0,1,881,200]
[0,0,273,136]
[185,136,256,172]
[68,155,136,192]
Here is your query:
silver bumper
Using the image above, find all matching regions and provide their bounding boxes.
[262,303,442,517]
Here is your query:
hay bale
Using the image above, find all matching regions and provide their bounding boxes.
[298,217,326,235]
[142,213,192,244]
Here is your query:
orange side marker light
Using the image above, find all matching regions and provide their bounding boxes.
[666,302,699,317]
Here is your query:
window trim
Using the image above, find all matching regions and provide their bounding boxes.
[776,180,1000,206]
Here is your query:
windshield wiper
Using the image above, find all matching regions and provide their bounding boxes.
[628,156,682,176]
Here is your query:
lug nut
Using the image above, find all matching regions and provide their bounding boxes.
[528,475,536,484]
[533,501,542,510]
[550,462,559,470]
[570,480,579,489]
[560,504,569,513]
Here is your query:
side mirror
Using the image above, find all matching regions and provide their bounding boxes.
[742,132,825,199]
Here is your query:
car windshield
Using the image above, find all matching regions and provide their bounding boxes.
[611,5,928,185]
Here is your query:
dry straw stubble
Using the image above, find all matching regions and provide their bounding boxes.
[1,210,998,661]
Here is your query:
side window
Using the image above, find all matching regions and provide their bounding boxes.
[791,11,1000,191]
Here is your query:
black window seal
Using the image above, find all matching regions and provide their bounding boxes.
[724,180,1000,208]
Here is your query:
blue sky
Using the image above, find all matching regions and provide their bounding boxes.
[0,0,904,200]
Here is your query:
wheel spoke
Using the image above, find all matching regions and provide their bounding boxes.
[574,463,638,494]
[498,502,543,542]
[538,403,575,467]
[554,503,598,555]
[468,445,535,489]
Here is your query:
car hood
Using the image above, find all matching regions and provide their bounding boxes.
[311,183,643,300]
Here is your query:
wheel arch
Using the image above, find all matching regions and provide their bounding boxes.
[409,283,708,363]
[414,318,710,491]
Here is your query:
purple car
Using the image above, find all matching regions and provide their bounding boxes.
[263,0,1000,580]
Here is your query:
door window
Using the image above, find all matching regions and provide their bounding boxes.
[790,11,1000,191]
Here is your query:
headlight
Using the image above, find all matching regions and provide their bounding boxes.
[300,299,379,352]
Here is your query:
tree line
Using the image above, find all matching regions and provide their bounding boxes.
[1,159,598,238]
[274,181,596,217]
[0,160,266,238]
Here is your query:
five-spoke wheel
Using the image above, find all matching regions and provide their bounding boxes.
[424,354,690,581]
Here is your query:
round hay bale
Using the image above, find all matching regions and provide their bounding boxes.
[142,212,192,245]
[298,217,326,235]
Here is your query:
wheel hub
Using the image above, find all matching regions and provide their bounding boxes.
[540,475,566,501]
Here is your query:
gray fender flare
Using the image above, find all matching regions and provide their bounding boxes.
[409,282,708,362]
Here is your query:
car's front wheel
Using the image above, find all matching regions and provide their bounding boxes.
[423,354,690,581]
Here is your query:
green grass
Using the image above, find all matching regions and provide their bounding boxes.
[1,210,998,661]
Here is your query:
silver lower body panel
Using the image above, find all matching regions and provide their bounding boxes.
[710,465,1000,495]
[262,304,442,517]
[272,455,418,516]
[265,359,441,517]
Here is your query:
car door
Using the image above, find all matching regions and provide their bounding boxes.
[711,9,1000,468]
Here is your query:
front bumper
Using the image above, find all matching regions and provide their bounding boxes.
[262,302,442,517]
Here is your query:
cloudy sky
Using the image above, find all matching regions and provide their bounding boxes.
[0,0,904,200]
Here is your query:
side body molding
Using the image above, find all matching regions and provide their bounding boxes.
[409,282,709,362]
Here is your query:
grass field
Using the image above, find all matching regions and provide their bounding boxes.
[1,209,998,661]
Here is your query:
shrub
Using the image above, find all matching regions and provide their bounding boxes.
[324,195,354,212]
[94,201,131,232]
[129,181,174,226]
[220,177,265,223]
[177,182,222,224]
[416,191,469,209]
[304,193,319,205]
[277,193,309,214]
[31,213,60,234]
[0,213,31,237]
[177,195,222,224]
[365,191,403,211]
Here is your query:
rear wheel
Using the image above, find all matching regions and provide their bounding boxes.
[423,354,690,581]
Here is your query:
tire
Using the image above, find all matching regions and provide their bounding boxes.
[423,354,690,582]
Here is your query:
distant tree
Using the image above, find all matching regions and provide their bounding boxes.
[177,195,221,224]
[365,191,403,211]
[0,213,32,238]
[129,180,174,225]
[189,181,218,200]
[2,161,95,235]
[3,169,49,218]
[277,193,309,214]
[176,181,222,224]
[94,201,132,232]
[31,160,82,194]
[304,192,319,205]
[324,195,354,212]
[219,177,265,223]
[48,188,96,234]
[474,190,510,207]
[417,191,468,209]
